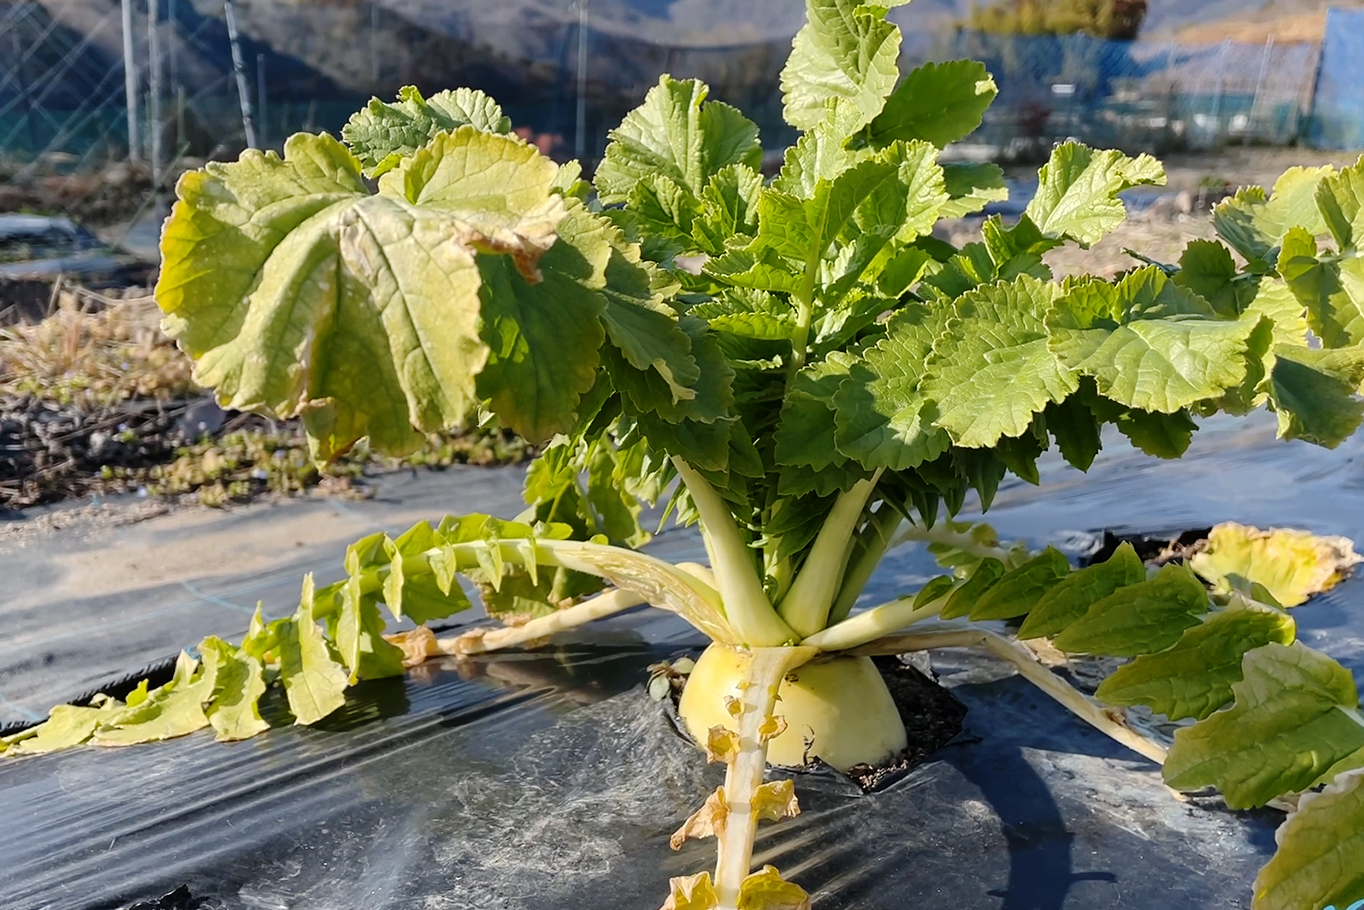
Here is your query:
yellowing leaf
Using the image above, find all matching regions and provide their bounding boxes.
[737,866,812,910]
[757,715,789,744]
[157,129,575,459]
[706,726,741,764]
[199,636,271,742]
[660,872,720,910]
[1191,523,1363,607]
[4,699,124,755]
[277,574,350,725]
[752,779,800,823]
[92,651,214,747]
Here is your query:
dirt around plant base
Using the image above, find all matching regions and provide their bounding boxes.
[843,656,970,792]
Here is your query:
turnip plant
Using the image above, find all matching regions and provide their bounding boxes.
[7,1,1364,907]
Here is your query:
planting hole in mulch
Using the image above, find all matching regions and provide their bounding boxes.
[664,652,968,794]
[843,656,970,792]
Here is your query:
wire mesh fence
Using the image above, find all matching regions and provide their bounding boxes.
[0,0,1351,244]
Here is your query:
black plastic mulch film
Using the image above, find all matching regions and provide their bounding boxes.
[2,413,1361,910]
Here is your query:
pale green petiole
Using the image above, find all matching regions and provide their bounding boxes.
[777,472,884,638]
[800,592,948,651]
[673,458,798,647]
[855,628,1169,765]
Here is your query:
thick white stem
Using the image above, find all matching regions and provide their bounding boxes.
[437,562,717,656]
[673,459,796,647]
[777,474,882,638]
[853,629,1169,765]
[440,588,647,655]
[714,646,819,909]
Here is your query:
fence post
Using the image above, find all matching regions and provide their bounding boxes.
[575,0,590,161]
[122,0,142,161]
[148,0,163,193]
[256,53,267,148]
[1251,35,1273,137]
[223,0,257,149]
[1210,38,1230,146]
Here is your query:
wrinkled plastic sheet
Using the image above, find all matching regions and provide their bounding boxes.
[2,411,1362,909]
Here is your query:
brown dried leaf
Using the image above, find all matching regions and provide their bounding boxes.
[670,786,729,850]
[659,872,720,910]
[384,626,439,667]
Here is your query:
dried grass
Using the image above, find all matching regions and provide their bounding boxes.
[0,290,196,407]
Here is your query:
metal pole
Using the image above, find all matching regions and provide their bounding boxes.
[370,0,380,87]
[574,0,589,160]
[1210,38,1230,145]
[256,53,267,148]
[148,0,163,190]
[1250,35,1274,137]
[121,0,142,161]
[223,0,257,149]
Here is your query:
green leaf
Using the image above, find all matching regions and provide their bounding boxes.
[704,245,804,294]
[1279,228,1364,350]
[1043,392,1103,471]
[939,557,1006,620]
[199,636,271,741]
[1096,601,1297,722]
[865,60,997,149]
[474,206,609,441]
[1213,166,1334,265]
[1164,643,1364,809]
[1173,239,1243,319]
[613,315,734,425]
[922,275,1078,448]
[833,302,953,470]
[774,354,856,472]
[1018,542,1146,639]
[1052,563,1209,657]
[276,574,350,725]
[780,0,907,132]
[157,130,570,459]
[341,85,511,177]
[1265,344,1364,448]
[1191,522,1363,608]
[939,162,1009,219]
[694,165,765,254]
[92,651,214,746]
[969,546,1070,620]
[595,76,762,203]
[1047,268,1263,414]
[1101,400,1198,458]
[1254,768,1364,910]
[1024,142,1164,248]
[3,697,128,755]
[691,289,797,341]
[598,244,701,404]
[1316,160,1364,250]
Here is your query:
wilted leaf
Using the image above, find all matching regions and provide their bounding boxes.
[1191,523,1363,607]
[737,866,812,910]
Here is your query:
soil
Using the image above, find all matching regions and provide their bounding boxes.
[842,656,970,792]
[665,652,969,794]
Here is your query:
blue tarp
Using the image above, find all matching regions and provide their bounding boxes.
[1309,7,1364,149]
